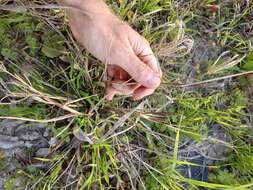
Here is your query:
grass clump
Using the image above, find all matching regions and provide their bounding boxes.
[0,0,253,189]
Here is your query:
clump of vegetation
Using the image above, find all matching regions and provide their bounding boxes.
[0,0,253,189]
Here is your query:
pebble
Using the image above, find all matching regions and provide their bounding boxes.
[36,148,50,157]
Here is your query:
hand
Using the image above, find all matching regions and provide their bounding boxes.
[63,0,162,100]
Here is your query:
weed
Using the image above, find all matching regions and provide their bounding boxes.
[0,0,253,190]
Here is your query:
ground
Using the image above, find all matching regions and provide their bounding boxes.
[0,0,253,190]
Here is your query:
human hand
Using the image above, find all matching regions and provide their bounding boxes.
[63,0,162,100]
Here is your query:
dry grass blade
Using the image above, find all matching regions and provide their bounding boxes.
[0,65,85,116]
[179,70,253,87]
[102,100,146,140]
[208,51,246,74]
[0,3,95,20]
[155,21,194,58]
[106,124,135,140]
[73,126,93,144]
[156,38,194,58]
[0,4,68,12]
[0,114,76,123]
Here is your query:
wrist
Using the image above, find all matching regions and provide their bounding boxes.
[59,0,103,6]
[59,0,112,15]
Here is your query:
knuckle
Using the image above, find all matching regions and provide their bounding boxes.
[141,37,150,46]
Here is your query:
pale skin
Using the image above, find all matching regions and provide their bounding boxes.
[59,0,162,100]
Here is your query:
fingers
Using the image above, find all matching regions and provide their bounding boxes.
[106,85,155,101]
[130,34,162,77]
[114,33,162,89]
[106,79,155,101]
[107,65,129,80]
[105,80,140,101]
[128,36,162,100]
[111,80,139,95]
[106,66,134,101]
[106,28,162,101]
[118,54,161,89]
[133,87,155,100]
[105,85,118,101]
[138,44,163,77]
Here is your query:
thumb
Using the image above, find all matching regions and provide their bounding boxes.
[132,36,162,77]
[118,53,161,89]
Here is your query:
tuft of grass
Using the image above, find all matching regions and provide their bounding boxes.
[0,0,253,190]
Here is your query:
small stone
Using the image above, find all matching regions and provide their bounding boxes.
[0,135,22,149]
[19,131,41,141]
[49,137,58,147]
[36,148,50,157]
[43,128,50,137]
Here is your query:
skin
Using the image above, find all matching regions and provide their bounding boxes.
[58,0,162,100]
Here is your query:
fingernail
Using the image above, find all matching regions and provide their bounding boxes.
[146,72,161,88]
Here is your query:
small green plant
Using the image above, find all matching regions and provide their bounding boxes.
[0,1,253,190]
